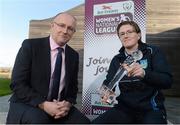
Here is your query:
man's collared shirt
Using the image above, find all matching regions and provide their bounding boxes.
[48,36,66,101]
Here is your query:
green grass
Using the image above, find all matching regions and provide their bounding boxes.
[0,78,12,96]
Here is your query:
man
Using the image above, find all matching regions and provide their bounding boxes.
[6,13,90,124]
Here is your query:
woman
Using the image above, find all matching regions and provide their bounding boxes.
[92,21,173,124]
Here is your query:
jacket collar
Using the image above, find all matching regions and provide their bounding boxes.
[116,42,148,59]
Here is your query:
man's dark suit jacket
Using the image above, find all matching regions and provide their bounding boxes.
[8,36,79,110]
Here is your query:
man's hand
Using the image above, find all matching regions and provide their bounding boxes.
[38,100,72,119]
[53,100,72,119]
[38,101,62,117]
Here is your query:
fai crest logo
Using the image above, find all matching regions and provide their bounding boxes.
[123,2,133,11]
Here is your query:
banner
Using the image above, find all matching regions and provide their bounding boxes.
[82,0,146,118]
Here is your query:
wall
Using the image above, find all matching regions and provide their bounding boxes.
[29,1,180,96]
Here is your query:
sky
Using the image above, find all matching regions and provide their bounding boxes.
[0,0,84,67]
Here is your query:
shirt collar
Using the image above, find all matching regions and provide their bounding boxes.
[49,36,66,51]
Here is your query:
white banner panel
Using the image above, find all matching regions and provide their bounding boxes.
[82,0,146,118]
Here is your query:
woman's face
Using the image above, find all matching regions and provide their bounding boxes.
[118,24,141,50]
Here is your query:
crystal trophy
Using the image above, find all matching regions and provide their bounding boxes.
[99,50,143,105]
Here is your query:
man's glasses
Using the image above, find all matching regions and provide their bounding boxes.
[53,22,76,33]
[119,30,136,38]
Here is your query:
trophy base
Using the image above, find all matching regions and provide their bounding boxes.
[99,85,118,105]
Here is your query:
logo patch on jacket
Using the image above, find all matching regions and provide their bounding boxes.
[139,59,148,69]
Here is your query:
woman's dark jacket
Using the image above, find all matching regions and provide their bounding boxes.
[103,42,173,111]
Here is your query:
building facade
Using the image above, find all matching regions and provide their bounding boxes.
[29,1,180,96]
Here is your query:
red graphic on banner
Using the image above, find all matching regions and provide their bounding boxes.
[102,5,112,10]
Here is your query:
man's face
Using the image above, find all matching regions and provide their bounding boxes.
[51,13,76,46]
